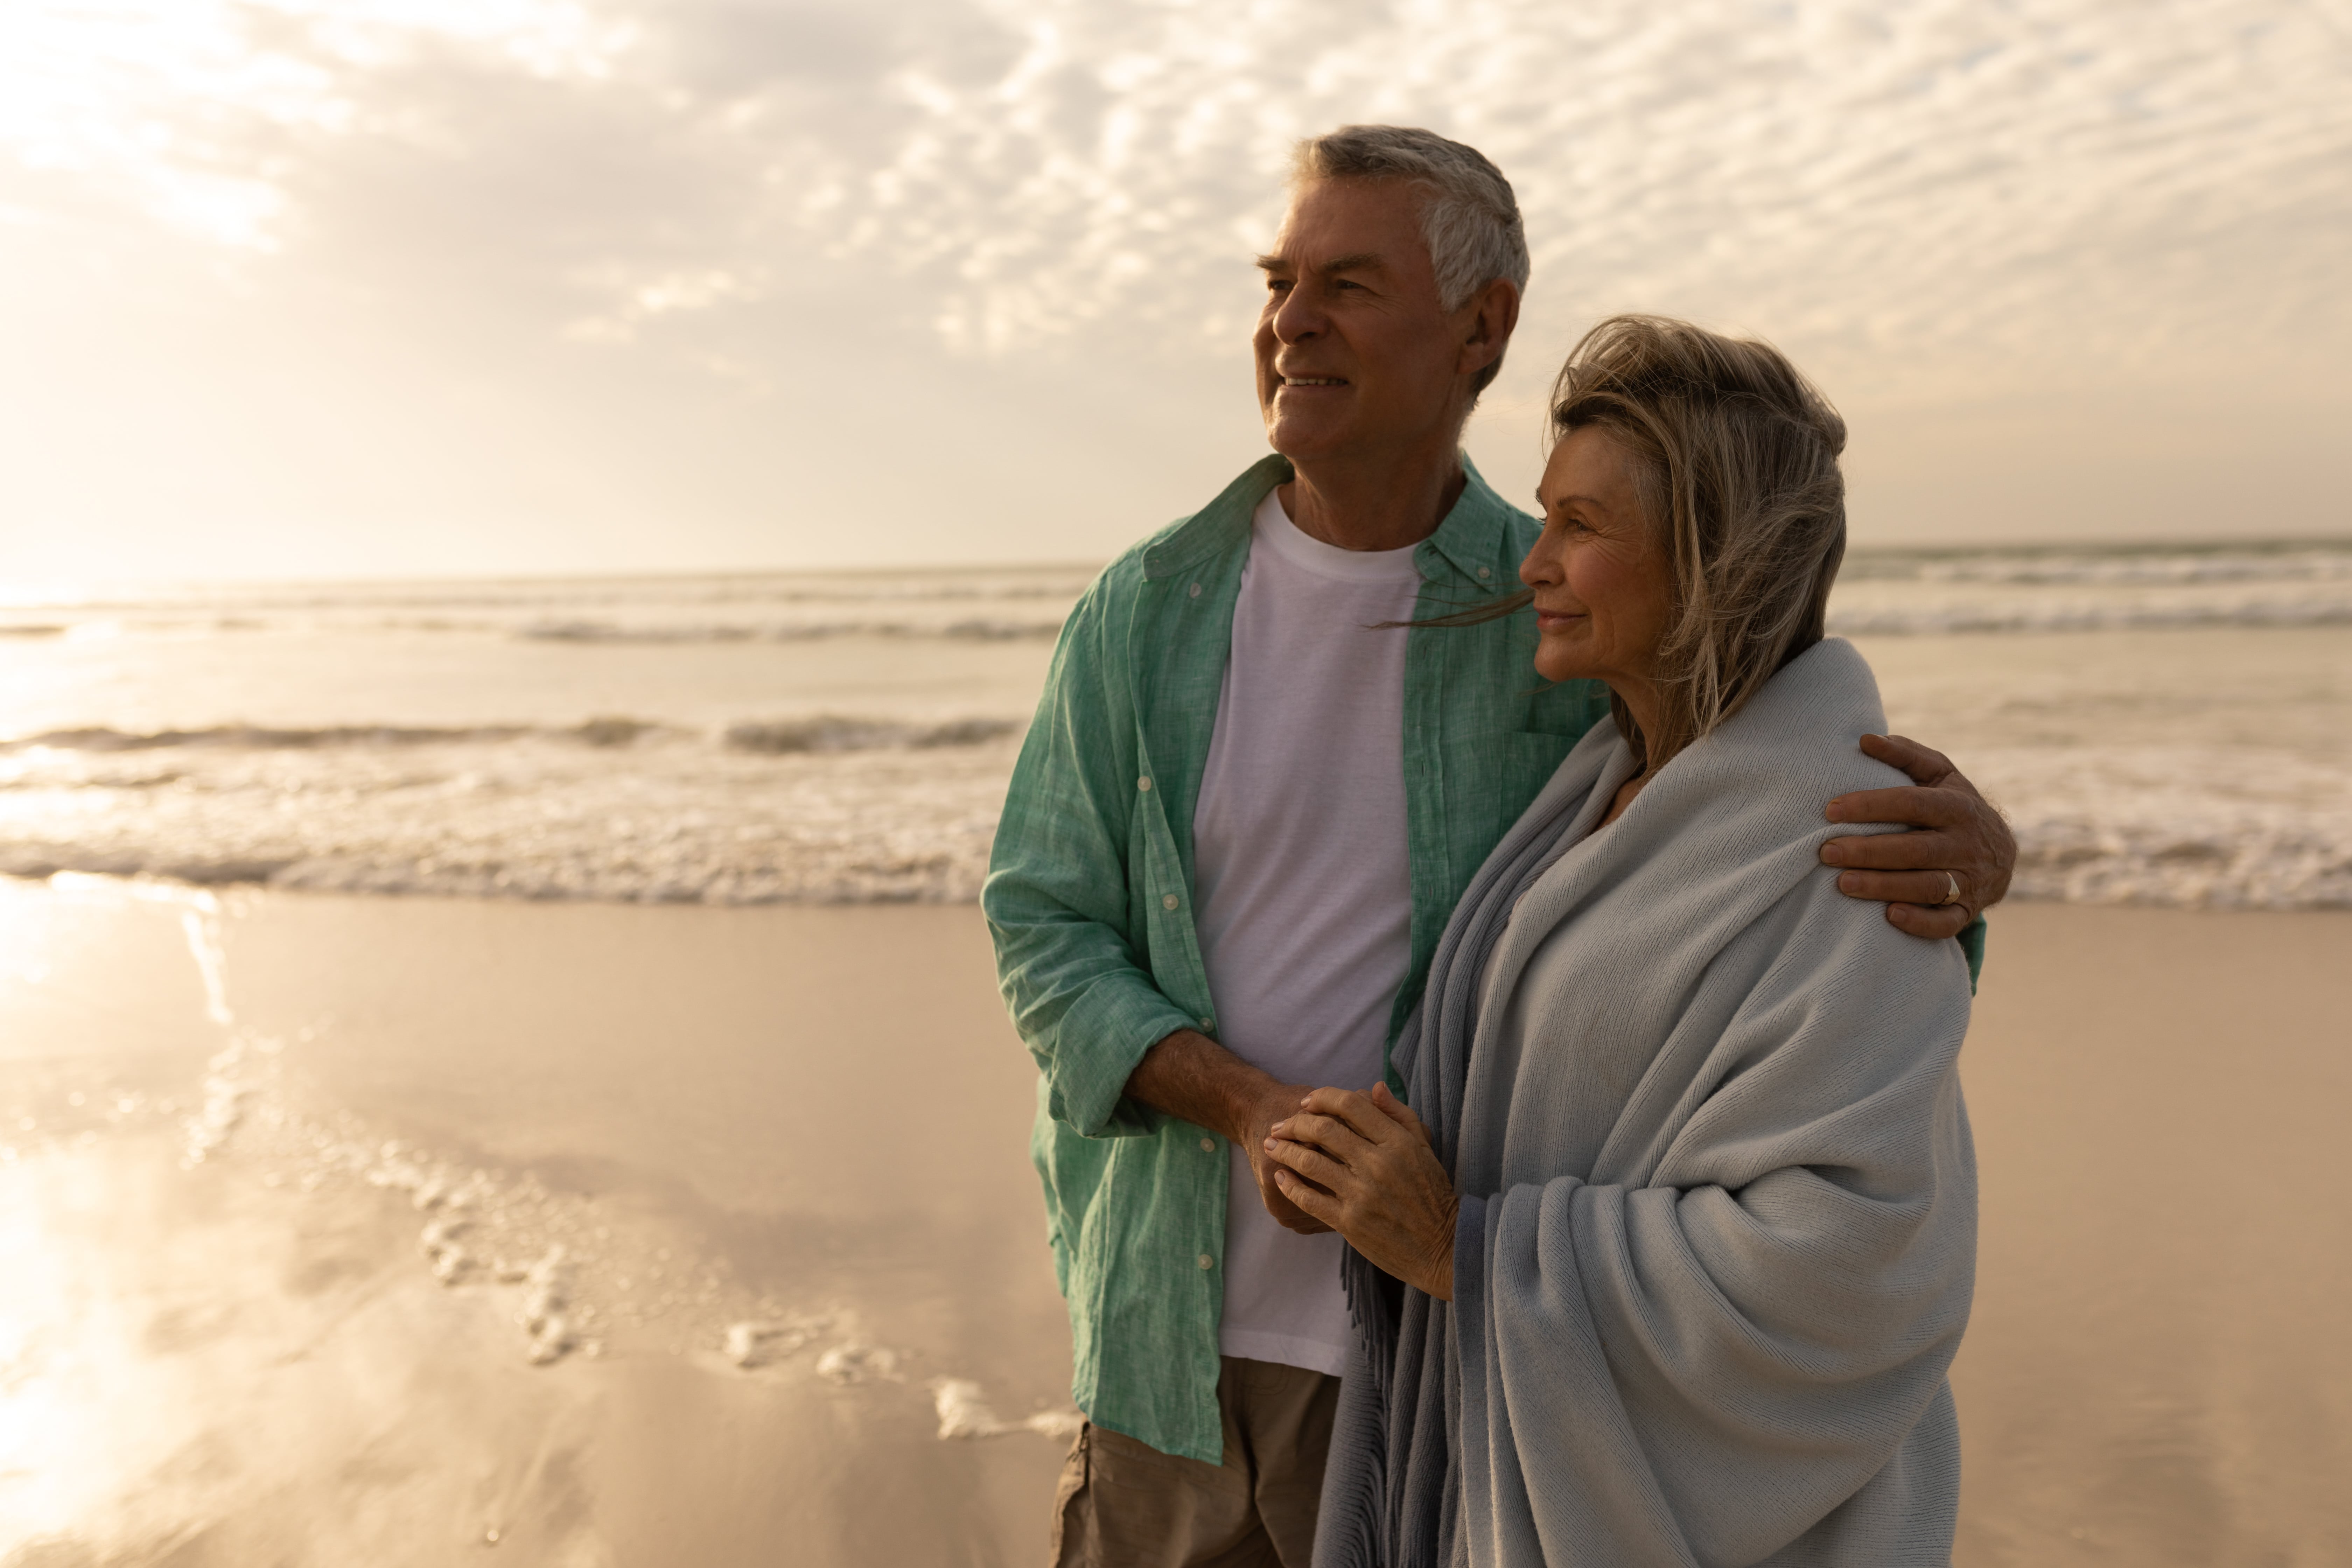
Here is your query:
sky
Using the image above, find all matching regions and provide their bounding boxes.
[0,0,2347,583]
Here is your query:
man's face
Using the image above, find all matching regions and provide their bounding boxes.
[1253,179,1469,467]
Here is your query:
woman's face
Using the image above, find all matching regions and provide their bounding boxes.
[1520,425,1675,692]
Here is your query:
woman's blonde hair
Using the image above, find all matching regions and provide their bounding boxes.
[1526,314,1848,768]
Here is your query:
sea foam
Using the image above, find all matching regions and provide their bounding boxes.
[8,750,2345,910]
[5,552,2349,911]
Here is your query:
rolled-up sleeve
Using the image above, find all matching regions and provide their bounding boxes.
[984,578,1193,1139]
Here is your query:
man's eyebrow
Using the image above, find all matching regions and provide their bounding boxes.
[1253,251,1388,275]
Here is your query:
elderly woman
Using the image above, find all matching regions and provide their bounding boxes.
[1267,316,1976,1568]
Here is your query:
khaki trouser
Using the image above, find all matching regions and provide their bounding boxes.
[1050,1357,1340,1568]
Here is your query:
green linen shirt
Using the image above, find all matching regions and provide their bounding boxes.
[981,452,1985,1463]
[982,453,1611,1463]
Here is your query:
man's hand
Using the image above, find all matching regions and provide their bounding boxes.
[1237,1079,1333,1236]
[1265,1083,1458,1299]
[1125,1029,1331,1235]
[1823,733,2016,940]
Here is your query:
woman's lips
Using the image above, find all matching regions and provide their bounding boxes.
[1534,608,1586,632]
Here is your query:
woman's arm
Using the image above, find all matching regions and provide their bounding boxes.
[1265,1082,1459,1296]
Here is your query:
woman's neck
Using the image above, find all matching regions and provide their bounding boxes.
[1599,676,1665,827]
[1598,766,1649,828]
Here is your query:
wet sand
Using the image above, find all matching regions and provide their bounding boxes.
[0,881,2347,1565]
[1949,902,2352,1566]
[0,881,1076,1566]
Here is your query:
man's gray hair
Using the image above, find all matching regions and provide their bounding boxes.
[1292,126,1529,393]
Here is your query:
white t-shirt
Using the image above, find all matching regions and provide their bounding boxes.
[1192,486,1423,1375]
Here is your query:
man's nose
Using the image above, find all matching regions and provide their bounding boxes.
[1271,288,1324,344]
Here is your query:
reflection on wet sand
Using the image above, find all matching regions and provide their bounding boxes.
[0,880,1076,1564]
[0,879,2347,1564]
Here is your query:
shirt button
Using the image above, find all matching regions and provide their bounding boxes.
[1189,582,1203,598]
[1197,1254,1214,1270]
[1162,894,1180,911]
[1138,776,1152,791]
[1199,1016,1214,1030]
[1478,566,1492,579]
[1199,1137,1215,1153]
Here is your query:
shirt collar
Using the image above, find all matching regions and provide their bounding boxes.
[1143,451,1524,585]
[1140,455,1290,581]
[1417,454,1518,586]
[1140,450,1524,583]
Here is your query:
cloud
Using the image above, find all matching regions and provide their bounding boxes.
[9,0,2346,390]
[819,0,2352,393]
[0,0,636,246]
[1,0,2345,576]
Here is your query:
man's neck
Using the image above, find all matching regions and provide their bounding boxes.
[1276,441,1470,553]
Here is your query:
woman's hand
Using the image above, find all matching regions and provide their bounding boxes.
[1266,1082,1460,1301]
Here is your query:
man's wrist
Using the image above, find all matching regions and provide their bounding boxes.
[1224,1068,1288,1150]
[1128,1028,1284,1148]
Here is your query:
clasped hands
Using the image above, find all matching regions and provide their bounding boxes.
[1262,1082,1460,1302]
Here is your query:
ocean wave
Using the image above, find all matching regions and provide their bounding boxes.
[1974,746,2352,911]
[0,840,996,906]
[1842,544,2352,587]
[0,714,1022,756]
[7,572,1098,617]
[2005,811,2352,909]
[723,716,1021,753]
[0,719,662,751]
[5,756,2346,911]
[1827,595,2352,636]
[517,618,1064,643]
[0,739,1016,904]
[7,824,2343,910]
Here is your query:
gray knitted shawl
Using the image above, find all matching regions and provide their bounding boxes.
[1316,638,1977,1568]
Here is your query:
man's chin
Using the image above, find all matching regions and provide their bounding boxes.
[1264,419,1362,467]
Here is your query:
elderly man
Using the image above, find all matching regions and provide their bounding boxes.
[984,125,2011,1568]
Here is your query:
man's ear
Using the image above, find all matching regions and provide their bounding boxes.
[1458,277,1521,378]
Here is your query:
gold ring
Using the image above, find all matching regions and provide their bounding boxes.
[1938,872,1960,907]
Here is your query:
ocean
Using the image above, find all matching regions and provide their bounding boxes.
[5,545,2349,1563]
[3,539,2349,910]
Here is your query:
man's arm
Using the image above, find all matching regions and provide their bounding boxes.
[985,581,1332,1233]
[984,579,1197,1140]
[1822,733,2015,941]
[1126,1030,1332,1236]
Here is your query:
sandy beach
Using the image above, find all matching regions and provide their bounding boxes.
[1,878,2348,1566]
[1950,902,2352,1565]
